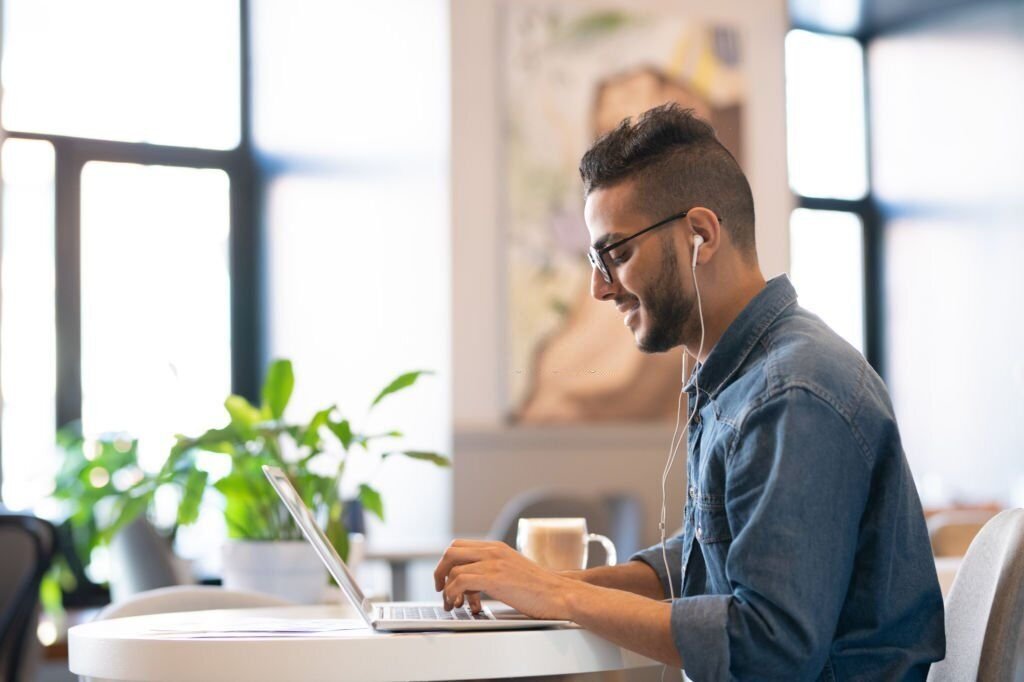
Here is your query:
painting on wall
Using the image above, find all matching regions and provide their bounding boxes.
[503,3,748,423]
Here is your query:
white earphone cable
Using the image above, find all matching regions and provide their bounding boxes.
[659,237,705,602]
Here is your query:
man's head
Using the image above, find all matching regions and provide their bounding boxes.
[580,103,758,354]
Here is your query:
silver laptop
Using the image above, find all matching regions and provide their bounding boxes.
[262,465,571,631]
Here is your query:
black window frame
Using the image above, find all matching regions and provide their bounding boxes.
[0,0,264,495]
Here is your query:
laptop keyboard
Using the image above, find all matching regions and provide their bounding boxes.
[388,605,493,621]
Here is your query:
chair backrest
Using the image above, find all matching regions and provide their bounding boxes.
[93,585,293,621]
[928,508,1024,682]
[487,489,642,566]
[0,513,56,682]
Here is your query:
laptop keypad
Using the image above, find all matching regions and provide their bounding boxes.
[390,606,492,621]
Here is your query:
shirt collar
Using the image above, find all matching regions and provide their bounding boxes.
[684,274,798,399]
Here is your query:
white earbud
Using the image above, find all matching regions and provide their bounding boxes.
[691,235,704,269]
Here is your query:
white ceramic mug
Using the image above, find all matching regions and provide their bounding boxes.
[516,517,617,570]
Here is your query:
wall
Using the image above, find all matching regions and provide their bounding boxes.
[450,0,790,546]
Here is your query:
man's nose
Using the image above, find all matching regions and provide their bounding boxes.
[590,267,617,301]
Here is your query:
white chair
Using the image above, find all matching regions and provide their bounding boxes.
[928,508,1024,681]
[82,585,293,682]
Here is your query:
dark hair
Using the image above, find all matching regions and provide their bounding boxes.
[579,103,756,257]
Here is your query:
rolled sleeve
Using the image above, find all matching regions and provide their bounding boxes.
[629,534,685,599]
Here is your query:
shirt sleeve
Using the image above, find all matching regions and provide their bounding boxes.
[672,387,871,681]
[629,533,685,599]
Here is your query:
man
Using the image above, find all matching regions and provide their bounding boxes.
[435,104,945,680]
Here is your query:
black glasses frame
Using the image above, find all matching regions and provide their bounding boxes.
[588,209,691,284]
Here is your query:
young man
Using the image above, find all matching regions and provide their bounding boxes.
[434,104,945,680]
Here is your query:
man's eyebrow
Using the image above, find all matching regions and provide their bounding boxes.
[592,232,625,250]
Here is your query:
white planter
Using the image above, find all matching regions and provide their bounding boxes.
[221,540,326,604]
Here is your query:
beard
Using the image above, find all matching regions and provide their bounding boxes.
[635,241,694,354]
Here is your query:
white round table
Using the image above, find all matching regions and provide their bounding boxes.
[69,605,659,681]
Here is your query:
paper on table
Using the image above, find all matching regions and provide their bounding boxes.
[144,617,368,638]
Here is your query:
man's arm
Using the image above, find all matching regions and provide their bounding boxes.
[561,560,665,600]
[433,540,682,667]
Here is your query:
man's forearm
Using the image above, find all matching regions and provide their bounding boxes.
[561,578,682,668]
[563,560,665,600]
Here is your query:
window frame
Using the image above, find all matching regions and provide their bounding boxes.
[0,0,264,495]
[786,21,885,377]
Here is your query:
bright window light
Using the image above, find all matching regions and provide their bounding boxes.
[0,139,57,510]
[79,162,232,473]
[789,208,865,352]
[785,30,868,199]
[1,0,240,149]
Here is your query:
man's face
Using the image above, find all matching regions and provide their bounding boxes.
[585,182,694,353]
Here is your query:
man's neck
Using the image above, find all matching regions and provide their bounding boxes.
[686,267,767,365]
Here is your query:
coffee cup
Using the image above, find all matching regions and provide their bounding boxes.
[516,517,617,570]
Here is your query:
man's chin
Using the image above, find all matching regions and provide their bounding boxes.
[635,332,673,354]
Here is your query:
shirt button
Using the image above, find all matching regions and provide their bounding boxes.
[688,486,696,499]
[695,526,703,541]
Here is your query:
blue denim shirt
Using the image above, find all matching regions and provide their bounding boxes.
[632,275,945,681]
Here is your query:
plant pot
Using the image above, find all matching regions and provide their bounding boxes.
[221,540,326,604]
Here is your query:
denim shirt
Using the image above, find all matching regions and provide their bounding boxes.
[632,275,945,681]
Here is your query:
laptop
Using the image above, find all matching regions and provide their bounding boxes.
[262,465,572,631]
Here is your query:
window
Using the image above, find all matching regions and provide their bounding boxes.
[789,209,865,352]
[784,27,872,363]
[785,30,868,200]
[2,0,240,149]
[0,1,256,511]
[0,139,56,507]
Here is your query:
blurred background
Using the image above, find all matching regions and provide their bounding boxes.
[0,0,1020,679]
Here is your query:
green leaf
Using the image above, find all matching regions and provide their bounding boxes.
[327,419,354,450]
[176,469,208,525]
[224,395,263,436]
[301,407,334,448]
[262,359,295,420]
[358,483,384,521]
[369,370,432,409]
[383,450,450,467]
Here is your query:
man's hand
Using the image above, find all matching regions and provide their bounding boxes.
[432,539,578,619]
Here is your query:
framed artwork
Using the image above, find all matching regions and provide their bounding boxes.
[502,2,747,423]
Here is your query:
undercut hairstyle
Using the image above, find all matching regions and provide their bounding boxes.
[579,103,757,259]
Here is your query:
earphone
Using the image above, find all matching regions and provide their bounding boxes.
[660,232,706,601]
[659,232,706,681]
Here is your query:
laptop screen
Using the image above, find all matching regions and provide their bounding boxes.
[262,465,375,625]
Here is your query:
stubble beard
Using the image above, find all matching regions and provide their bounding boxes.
[635,242,694,354]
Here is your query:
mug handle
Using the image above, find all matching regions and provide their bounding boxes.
[586,533,617,566]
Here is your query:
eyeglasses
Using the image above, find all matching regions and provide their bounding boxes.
[587,210,690,284]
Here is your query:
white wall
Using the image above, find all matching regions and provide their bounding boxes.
[450,0,790,544]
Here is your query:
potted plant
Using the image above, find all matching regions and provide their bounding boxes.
[105,359,449,603]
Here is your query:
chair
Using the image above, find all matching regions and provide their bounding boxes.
[488,489,642,566]
[0,513,56,682]
[91,584,293,621]
[928,508,1024,681]
[927,508,999,557]
[81,585,294,682]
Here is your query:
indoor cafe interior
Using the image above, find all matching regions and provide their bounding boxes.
[0,0,1021,680]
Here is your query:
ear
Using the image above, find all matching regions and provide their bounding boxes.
[685,207,722,266]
